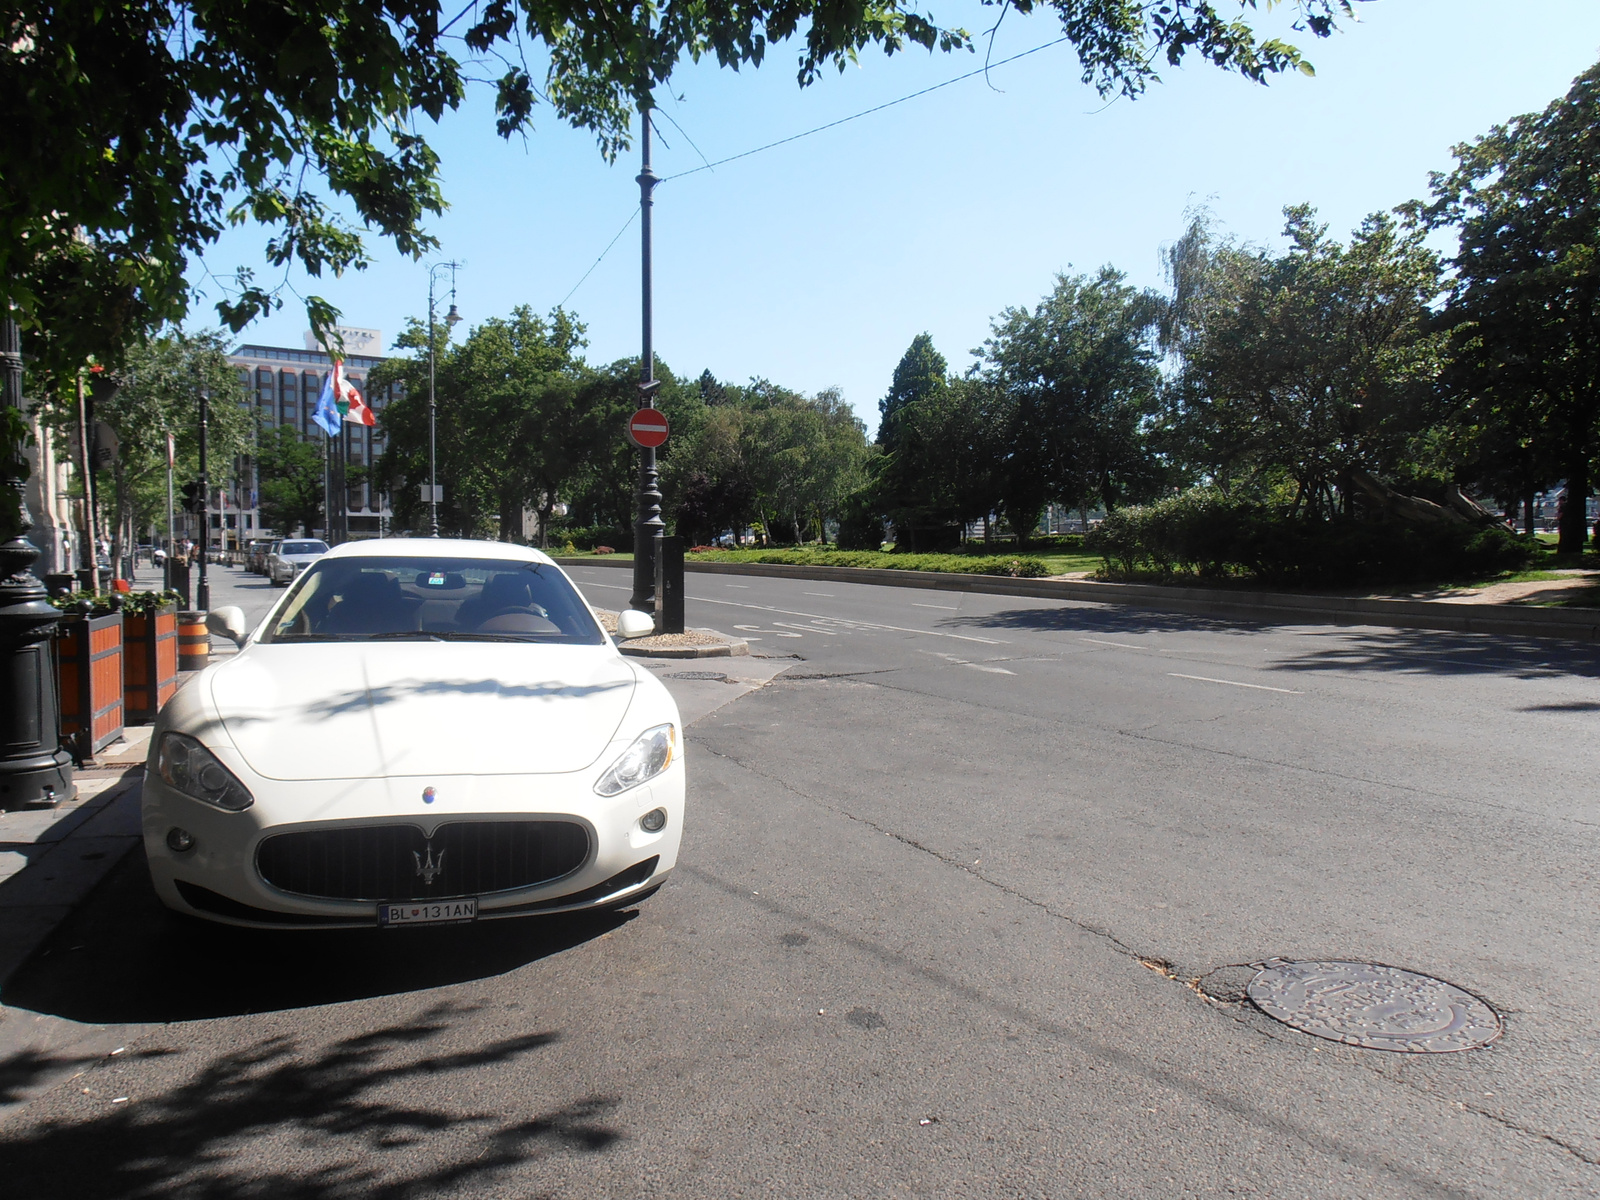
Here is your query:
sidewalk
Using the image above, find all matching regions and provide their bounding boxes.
[0,756,147,987]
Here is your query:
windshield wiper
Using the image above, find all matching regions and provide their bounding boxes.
[363,631,444,641]
[430,631,536,643]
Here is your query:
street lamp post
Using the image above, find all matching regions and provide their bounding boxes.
[0,313,73,809]
[196,385,210,611]
[426,262,462,538]
[629,106,665,614]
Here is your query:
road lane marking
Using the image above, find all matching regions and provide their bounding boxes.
[1081,637,1150,650]
[684,594,1006,644]
[576,577,1008,644]
[803,592,834,597]
[775,622,836,635]
[727,584,750,589]
[1168,673,1300,694]
[912,602,958,610]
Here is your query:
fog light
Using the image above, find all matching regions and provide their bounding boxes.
[166,827,196,853]
[639,808,668,834]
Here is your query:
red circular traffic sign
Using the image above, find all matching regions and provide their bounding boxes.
[626,408,670,449]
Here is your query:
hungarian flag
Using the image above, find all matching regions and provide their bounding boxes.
[311,362,374,435]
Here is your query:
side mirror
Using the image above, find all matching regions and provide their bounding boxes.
[206,605,250,648]
[615,610,657,640]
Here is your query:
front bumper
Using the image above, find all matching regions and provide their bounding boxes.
[142,763,684,929]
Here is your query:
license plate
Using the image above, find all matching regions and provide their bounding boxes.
[378,898,477,926]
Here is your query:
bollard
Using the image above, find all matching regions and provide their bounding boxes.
[177,610,211,672]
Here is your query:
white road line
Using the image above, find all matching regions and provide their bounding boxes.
[803,592,834,597]
[684,594,1006,645]
[1168,673,1301,694]
[1081,637,1149,650]
[775,621,835,635]
[727,584,750,589]
[912,602,958,610]
[575,577,1008,645]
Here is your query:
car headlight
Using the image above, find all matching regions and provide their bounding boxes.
[594,724,676,796]
[156,732,254,811]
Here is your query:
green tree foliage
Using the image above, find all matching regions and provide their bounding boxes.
[664,377,870,545]
[256,424,327,537]
[981,268,1165,526]
[1424,61,1600,553]
[31,328,250,562]
[878,332,946,451]
[869,336,1009,548]
[3,0,1354,354]
[1162,207,1446,517]
[371,306,593,539]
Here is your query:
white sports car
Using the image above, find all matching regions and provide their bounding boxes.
[142,539,682,928]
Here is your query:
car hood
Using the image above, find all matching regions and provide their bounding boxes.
[208,642,637,781]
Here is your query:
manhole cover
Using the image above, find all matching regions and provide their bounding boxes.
[1247,960,1502,1053]
[667,671,732,682]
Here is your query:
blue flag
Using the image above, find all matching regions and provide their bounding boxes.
[311,371,342,436]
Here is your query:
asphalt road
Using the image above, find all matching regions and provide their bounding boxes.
[0,559,1595,1198]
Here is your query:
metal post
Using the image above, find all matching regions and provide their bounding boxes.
[0,313,73,808]
[165,433,174,593]
[75,370,98,591]
[426,262,461,539]
[427,283,439,538]
[196,387,210,611]
[630,106,665,614]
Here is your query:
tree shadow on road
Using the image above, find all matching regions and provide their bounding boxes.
[943,606,1600,680]
[1264,626,1600,681]
[0,1000,622,1200]
[2,849,633,1025]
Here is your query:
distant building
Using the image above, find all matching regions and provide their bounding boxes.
[225,327,401,544]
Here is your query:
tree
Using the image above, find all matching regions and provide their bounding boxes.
[1161,208,1446,518]
[868,336,1011,548]
[1425,61,1600,553]
[981,268,1164,526]
[371,306,592,540]
[257,424,327,536]
[30,328,251,567]
[3,0,1355,355]
[878,333,946,450]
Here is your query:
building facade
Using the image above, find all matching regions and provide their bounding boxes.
[225,327,400,544]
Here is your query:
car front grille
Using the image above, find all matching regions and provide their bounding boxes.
[255,820,591,901]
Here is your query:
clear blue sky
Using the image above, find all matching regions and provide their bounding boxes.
[193,1,1600,435]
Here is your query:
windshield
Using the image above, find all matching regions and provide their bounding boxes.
[281,541,329,556]
[261,556,606,645]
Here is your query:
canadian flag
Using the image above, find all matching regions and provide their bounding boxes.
[334,367,375,427]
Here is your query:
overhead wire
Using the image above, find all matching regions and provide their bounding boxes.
[556,35,1069,303]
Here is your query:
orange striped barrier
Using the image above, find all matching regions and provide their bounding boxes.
[178,611,211,672]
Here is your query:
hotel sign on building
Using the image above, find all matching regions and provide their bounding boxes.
[226,328,398,540]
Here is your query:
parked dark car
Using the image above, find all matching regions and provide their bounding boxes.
[245,539,272,574]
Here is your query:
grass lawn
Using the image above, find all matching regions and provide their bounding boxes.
[557,545,1101,577]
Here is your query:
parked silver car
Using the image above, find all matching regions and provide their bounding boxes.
[267,538,330,586]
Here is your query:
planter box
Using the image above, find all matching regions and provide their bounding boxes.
[124,603,179,724]
[57,612,125,760]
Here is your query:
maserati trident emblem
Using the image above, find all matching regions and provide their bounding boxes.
[413,843,446,886]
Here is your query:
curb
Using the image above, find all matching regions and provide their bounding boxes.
[619,637,750,659]
[556,557,1600,644]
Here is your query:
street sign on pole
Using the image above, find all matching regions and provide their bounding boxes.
[626,408,670,449]
[418,483,444,503]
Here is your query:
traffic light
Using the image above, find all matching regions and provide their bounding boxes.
[180,480,204,514]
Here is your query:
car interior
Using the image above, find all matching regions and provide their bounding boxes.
[264,557,604,644]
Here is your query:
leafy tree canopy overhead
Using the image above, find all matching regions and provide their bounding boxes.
[3,0,1358,364]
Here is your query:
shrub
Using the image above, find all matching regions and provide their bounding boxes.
[684,547,1048,577]
[1087,488,1539,587]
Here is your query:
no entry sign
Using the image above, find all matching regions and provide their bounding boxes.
[626,408,670,449]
